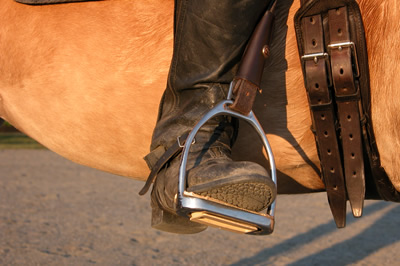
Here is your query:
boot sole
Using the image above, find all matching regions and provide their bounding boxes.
[196,181,275,212]
[151,179,275,234]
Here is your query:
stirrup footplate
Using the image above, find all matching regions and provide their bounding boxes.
[190,212,259,234]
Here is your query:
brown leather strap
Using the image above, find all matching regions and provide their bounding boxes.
[300,0,308,6]
[302,14,347,228]
[296,0,400,223]
[139,132,189,195]
[230,78,260,115]
[328,7,365,217]
[230,9,275,115]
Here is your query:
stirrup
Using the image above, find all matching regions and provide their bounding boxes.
[175,82,277,235]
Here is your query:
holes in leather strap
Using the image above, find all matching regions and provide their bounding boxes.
[327,149,332,155]
[324,131,329,137]
[330,168,335,173]
[312,39,317,47]
[310,17,315,24]
[321,114,326,120]
[340,68,344,75]
[349,134,353,140]
[338,28,342,36]
[333,185,338,191]
[352,171,357,177]
[315,83,319,89]
[351,153,355,159]
[347,115,351,121]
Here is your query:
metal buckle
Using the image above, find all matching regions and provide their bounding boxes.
[328,42,360,77]
[177,135,195,148]
[301,52,332,87]
[301,52,329,64]
[175,82,277,235]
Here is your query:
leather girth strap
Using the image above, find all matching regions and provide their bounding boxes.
[299,10,348,228]
[295,0,400,228]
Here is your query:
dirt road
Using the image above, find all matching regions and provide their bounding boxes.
[1,150,399,265]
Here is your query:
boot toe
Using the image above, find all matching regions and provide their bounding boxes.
[187,161,276,212]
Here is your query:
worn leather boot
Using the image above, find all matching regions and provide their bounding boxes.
[144,0,276,234]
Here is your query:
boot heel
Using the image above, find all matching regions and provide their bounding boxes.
[151,203,207,234]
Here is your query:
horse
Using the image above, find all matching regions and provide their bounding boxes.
[0,0,399,199]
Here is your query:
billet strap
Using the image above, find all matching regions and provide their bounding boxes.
[296,0,400,227]
[327,7,365,217]
[139,132,189,196]
[301,13,347,228]
[297,1,366,227]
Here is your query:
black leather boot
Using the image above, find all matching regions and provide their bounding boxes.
[144,0,276,234]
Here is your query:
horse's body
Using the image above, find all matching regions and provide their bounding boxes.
[0,0,399,194]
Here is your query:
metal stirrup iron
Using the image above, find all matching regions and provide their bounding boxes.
[175,2,278,235]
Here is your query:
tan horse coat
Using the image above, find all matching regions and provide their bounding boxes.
[0,0,399,194]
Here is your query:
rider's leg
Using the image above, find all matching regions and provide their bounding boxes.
[145,0,276,234]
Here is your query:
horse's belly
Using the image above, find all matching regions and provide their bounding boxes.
[0,0,173,179]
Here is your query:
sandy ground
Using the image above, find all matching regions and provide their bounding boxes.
[0,150,399,265]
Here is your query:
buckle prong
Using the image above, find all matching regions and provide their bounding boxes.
[301,52,329,64]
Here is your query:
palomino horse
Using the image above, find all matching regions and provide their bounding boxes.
[0,0,399,197]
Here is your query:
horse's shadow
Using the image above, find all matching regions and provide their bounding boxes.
[230,201,400,265]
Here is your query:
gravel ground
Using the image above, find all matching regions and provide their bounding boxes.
[0,150,399,265]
